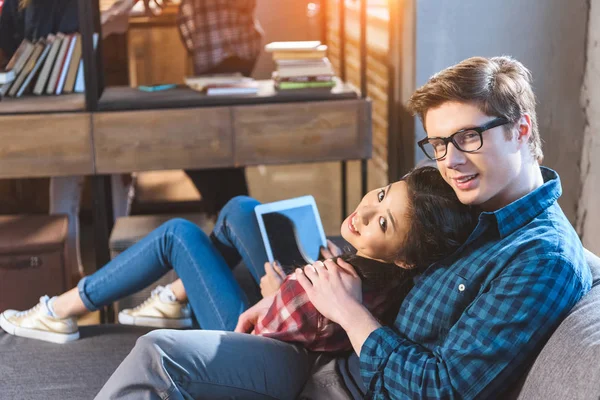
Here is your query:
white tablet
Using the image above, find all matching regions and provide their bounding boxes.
[254,195,327,267]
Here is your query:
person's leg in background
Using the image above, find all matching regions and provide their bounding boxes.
[185,56,257,216]
[95,329,316,400]
[111,174,135,221]
[50,174,134,280]
[49,176,85,281]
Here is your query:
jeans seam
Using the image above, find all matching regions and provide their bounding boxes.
[170,232,229,329]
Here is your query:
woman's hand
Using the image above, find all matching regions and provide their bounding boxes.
[295,258,362,326]
[259,261,286,297]
[234,294,275,334]
[320,239,343,259]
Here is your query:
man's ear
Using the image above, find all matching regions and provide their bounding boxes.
[516,114,532,144]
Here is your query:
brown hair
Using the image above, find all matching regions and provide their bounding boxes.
[407,56,543,162]
[19,0,31,10]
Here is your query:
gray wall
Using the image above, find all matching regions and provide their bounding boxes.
[414,0,588,224]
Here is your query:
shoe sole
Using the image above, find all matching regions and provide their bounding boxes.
[0,313,79,344]
[118,312,193,329]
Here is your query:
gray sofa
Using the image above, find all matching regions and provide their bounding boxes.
[1,250,599,400]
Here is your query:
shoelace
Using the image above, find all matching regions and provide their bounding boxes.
[15,296,48,318]
[131,286,165,311]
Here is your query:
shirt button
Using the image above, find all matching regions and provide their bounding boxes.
[458,284,466,292]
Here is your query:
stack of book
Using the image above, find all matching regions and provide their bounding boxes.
[185,73,259,96]
[266,41,336,91]
[0,32,96,99]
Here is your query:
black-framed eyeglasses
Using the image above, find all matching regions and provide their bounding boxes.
[418,117,510,161]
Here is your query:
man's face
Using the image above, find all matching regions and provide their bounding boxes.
[424,101,526,211]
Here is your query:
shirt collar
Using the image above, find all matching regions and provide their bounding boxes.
[480,167,562,239]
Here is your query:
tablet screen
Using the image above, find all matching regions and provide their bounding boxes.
[260,205,323,268]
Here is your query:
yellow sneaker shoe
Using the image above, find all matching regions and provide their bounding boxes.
[0,296,79,344]
[118,285,192,328]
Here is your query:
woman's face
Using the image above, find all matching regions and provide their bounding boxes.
[340,181,410,263]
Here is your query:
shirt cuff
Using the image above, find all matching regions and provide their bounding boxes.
[359,326,404,386]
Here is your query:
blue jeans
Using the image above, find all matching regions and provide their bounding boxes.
[77,196,268,331]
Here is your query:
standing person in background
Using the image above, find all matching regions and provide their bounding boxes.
[103,0,263,217]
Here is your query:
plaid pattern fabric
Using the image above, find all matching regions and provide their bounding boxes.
[254,274,404,353]
[177,0,262,74]
[360,167,593,399]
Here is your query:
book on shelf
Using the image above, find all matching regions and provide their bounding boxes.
[55,34,78,95]
[271,45,328,61]
[63,33,82,93]
[34,34,63,95]
[8,40,46,97]
[275,80,336,91]
[265,41,322,52]
[1,31,93,98]
[47,35,72,95]
[73,32,99,94]
[185,73,252,91]
[15,40,52,97]
[202,82,259,96]
[0,40,34,97]
[276,63,334,79]
[272,72,333,83]
[0,69,15,84]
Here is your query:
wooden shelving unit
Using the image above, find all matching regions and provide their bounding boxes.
[0,0,374,323]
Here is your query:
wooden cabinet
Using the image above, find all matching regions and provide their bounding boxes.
[0,112,93,179]
[233,99,372,166]
[93,107,233,173]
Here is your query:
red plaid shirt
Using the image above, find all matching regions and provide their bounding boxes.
[253,274,406,352]
[177,0,263,74]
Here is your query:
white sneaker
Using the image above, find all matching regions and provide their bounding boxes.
[0,296,79,344]
[118,286,193,328]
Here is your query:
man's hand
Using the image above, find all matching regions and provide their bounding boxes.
[234,294,275,334]
[295,258,362,326]
[259,261,286,298]
[101,0,137,38]
[320,239,343,259]
[297,258,382,355]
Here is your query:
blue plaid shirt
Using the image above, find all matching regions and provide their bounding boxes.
[360,167,592,399]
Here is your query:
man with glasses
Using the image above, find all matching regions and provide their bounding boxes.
[96,56,591,399]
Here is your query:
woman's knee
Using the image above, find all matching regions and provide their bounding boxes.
[161,218,200,235]
[219,196,260,222]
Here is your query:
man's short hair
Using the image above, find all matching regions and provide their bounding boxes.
[407,56,543,162]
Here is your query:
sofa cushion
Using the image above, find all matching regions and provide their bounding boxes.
[0,325,153,400]
[516,249,600,399]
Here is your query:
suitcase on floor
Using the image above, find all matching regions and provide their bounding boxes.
[0,215,69,311]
